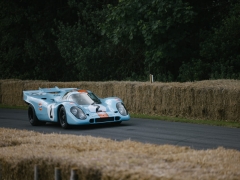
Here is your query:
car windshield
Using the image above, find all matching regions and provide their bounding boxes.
[69,93,101,105]
[88,92,101,104]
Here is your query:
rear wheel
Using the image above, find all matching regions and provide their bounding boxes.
[28,105,44,126]
[58,106,70,129]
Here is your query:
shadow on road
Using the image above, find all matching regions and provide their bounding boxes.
[43,121,132,131]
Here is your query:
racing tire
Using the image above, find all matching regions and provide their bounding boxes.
[58,106,70,129]
[28,104,43,126]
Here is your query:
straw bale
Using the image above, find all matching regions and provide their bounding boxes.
[123,82,137,112]
[0,128,240,180]
[1,80,24,106]
[96,81,115,98]
[122,80,240,122]
[1,79,240,122]
[0,80,48,106]
[113,82,136,111]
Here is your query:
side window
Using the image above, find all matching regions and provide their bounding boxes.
[62,92,69,101]
[68,96,73,102]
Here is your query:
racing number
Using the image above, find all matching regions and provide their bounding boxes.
[47,104,55,121]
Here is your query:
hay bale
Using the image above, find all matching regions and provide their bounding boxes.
[1,79,240,122]
[114,81,140,113]
[1,80,24,106]
[128,80,240,122]
[0,128,240,180]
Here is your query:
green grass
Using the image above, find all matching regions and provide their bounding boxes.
[130,113,240,128]
[0,104,28,110]
[1,104,239,128]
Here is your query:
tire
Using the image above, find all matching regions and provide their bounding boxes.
[28,105,42,126]
[58,106,70,129]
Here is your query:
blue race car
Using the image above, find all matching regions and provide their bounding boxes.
[23,87,130,129]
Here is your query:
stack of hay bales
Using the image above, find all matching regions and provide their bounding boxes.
[0,79,15,104]
[0,79,240,122]
[1,79,24,106]
[1,128,240,180]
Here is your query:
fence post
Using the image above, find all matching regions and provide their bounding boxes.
[34,165,38,180]
[55,167,61,180]
[149,74,154,83]
[70,168,78,180]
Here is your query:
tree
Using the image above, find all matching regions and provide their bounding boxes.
[0,0,68,80]
[100,0,195,81]
[200,2,240,79]
[53,0,120,81]
[178,0,240,81]
[0,1,26,79]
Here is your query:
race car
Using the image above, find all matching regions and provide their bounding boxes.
[23,87,130,129]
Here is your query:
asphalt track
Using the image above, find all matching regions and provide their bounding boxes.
[0,108,240,151]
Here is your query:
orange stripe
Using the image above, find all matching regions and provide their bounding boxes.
[78,89,88,93]
[97,112,109,118]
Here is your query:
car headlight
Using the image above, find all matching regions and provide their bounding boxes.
[116,102,128,116]
[70,106,87,120]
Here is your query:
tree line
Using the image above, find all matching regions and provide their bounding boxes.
[0,0,239,82]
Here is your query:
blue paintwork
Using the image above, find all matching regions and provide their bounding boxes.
[23,87,130,125]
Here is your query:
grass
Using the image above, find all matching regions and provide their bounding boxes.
[129,113,240,128]
[0,104,28,110]
[1,104,240,128]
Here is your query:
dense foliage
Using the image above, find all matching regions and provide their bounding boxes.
[0,0,239,82]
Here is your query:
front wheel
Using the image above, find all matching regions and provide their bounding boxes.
[58,106,70,129]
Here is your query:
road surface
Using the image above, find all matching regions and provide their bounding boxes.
[0,108,239,150]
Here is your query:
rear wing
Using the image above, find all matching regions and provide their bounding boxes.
[38,87,79,93]
[23,86,77,102]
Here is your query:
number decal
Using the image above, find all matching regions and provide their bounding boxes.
[88,104,106,112]
[47,104,55,121]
